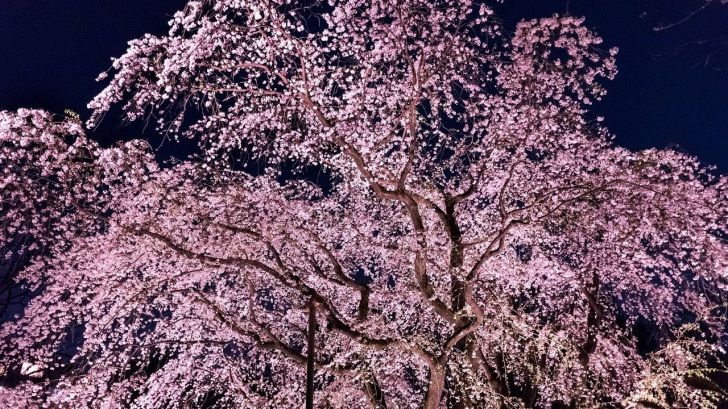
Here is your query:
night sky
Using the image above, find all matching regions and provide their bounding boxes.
[1,0,726,170]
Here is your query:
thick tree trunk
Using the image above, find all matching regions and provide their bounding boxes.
[443,198,477,409]
[448,279,478,409]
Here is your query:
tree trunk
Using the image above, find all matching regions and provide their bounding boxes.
[443,198,477,409]
[448,279,478,409]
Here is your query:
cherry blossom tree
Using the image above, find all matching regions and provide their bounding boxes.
[2,1,728,408]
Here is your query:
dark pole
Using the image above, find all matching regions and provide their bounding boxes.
[305,298,316,409]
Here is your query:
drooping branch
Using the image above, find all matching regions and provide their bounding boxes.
[192,288,310,367]
[303,228,371,321]
[467,219,528,281]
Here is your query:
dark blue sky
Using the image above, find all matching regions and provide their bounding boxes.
[1,0,726,170]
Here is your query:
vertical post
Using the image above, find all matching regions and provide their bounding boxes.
[306,298,316,409]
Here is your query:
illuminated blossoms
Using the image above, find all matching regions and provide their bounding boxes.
[1,1,727,408]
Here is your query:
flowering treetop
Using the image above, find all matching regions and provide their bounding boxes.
[1,1,727,408]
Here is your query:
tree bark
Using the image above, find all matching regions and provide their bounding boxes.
[423,365,446,409]
[443,198,477,409]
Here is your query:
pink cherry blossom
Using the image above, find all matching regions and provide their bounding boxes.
[2,1,727,408]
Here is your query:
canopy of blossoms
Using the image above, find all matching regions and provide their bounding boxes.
[1,1,727,408]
